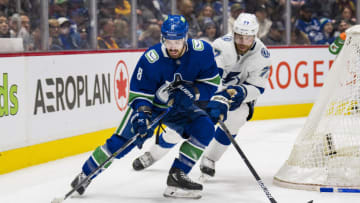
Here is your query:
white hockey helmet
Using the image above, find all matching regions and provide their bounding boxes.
[233,13,259,36]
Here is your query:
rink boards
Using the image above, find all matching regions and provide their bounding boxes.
[0,46,334,174]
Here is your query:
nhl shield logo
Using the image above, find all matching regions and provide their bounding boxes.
[114,60,129,111]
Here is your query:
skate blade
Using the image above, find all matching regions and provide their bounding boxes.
[163,186,202,199]
[198,173,212,183]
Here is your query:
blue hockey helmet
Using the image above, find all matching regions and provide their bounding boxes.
[161,15,189,40]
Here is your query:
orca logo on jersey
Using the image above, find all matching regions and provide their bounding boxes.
[145,49,159,63]
[114,60,129,112]
[192,39,204,51]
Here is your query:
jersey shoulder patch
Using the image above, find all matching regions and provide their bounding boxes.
[192,39,204,51]
[222,35,232,41]
[261,48,270,58]
[145,49,159,63]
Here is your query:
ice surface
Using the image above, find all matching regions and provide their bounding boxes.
[0,117,359,203]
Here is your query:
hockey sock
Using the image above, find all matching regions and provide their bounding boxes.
[214,127,236,145]
[82,145,113,178]
[82,134,136,178]
[172,137,205,174]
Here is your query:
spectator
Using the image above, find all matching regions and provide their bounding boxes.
[197,3,221,32]
[228,3,244,33]
[334,5,356,25]
[30,26,41,51]
[0,0,10,17]
[261,21,286,45]
[294,4,322,44]
[291,0,306,19]
[177,0,202,38]
[137,0,165,27]
[78,24,90,49]
[138,23,161,48]
[114,0,131,19]
[334,19,352,37]
[291,27,311,45]
[50,0,69,19]
[330,0,355,19]
[255,5,272,39]
[69,8,88,33]
[18,14,32,51]
[114,18,131,48]
[49,18,63,50]
[317,18,335,44]
[0,13,10,37]
[198,17,218,44]
[98,0,116,19]
[58,17,81,49]
[97,18,119,49]
[8,13,20,38]
[266,0,286,22]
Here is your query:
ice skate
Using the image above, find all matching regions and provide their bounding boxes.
[199,156,215,182]
[132,152,156,171]
[70,172,91,195]
[163,167,202,199]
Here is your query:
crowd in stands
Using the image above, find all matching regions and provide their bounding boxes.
[0,0,357,52]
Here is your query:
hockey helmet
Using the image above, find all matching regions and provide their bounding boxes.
[161,15,189,40]
[233,13,259,36]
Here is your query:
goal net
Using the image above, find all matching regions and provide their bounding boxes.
[273,25,360,191]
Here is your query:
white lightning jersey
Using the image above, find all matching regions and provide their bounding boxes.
[212,33,271,103]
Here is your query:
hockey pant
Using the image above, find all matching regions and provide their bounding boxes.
[204,102,254,162]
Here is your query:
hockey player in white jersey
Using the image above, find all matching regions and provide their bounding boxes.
[132,13,271,181]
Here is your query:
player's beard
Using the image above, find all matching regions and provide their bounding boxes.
[236,43,251,55]
[168,46,186,59]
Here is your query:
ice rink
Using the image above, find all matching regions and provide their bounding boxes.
[1,117,359,203]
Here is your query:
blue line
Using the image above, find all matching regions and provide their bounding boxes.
[320,187,360,193]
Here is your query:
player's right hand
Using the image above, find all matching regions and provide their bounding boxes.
[168,84,196,110]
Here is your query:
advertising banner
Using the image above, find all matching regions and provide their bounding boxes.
[0,47,336,151]
[258,47,336,106]
[0,57,26,151]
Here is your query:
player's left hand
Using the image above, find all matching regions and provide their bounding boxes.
[130,111,152,148]
[168,84,196,110]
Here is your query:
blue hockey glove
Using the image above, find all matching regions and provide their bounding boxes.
[206,90,231,124]
[227,85,247,111]
[168,84,197,111]
[130,109,151,148]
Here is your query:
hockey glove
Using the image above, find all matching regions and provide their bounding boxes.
[227,85,247,111]
[206,90,232,124]
[168,84,197,111]
[130,108,151,148]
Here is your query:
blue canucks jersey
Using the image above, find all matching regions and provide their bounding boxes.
[128,39,221,111]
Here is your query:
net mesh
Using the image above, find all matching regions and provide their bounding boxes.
[274,25,360,190]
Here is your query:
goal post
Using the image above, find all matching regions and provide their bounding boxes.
[273,25,360,191]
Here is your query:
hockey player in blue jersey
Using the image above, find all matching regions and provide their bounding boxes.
[69,15,220,199]
[132,13,271,181]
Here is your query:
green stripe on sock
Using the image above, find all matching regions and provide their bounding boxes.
[93,146,112,168]
[179,141,204,161]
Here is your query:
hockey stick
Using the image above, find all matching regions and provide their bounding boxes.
[217,120,277,203]
[52,108,171,203]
